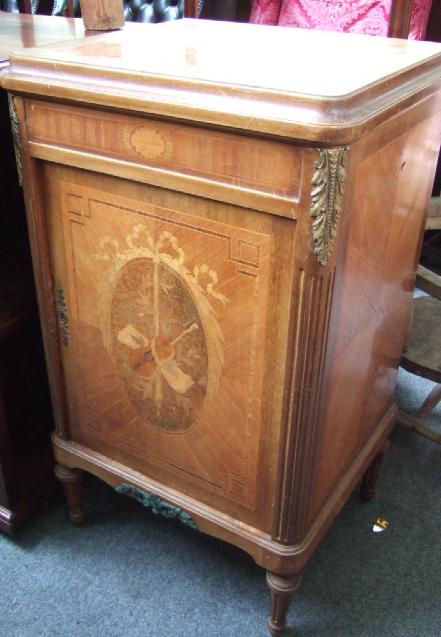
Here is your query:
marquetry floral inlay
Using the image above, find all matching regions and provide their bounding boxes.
[123,125,173,161]
[94,225,228,433]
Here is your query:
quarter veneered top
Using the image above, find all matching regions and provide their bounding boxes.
[3,18,441,142]
[9,18,440,97]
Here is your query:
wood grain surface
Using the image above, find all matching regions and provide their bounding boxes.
[43,162,296,530]
[26,99,303,199]
[79,0,124,31]
[0,11,87,66]
[3,19,441,142]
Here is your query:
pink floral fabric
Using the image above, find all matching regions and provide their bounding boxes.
[249,1,432,40]
[407,0,433,39]
[249,0,282,25]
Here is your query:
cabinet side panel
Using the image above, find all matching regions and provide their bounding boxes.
[310,110,441,522]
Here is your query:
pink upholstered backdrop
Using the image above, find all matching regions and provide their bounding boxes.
[249,0,432,40]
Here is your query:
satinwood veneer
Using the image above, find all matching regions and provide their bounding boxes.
[2,18,441,633]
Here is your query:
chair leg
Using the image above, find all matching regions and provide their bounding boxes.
[360,440,389,502]
[54,464,85,525]
[397,383,441,445]
[266,571,302,636]
[415,383,441,419]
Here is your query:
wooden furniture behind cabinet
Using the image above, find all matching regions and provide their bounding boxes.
[2,19,441,633]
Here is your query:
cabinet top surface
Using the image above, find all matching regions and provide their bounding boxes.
[0,11,90,66]
[3,18,441,142]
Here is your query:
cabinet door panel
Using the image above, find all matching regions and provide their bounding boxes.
[44,164,294,527]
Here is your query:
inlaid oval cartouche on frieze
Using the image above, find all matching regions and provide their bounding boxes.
[123,125,173,161]
[110,258,209,432]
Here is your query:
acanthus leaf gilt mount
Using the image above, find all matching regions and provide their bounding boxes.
[310,147,347,266]
[55,286,69,346]
[7,92,22,186]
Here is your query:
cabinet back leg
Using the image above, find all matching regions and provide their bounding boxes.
[54,464,85,525]
[266,571,302,636]
[360,440,390,502]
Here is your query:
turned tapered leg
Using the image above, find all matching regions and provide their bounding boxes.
[266,571,302,636]
[360,440,390,502]
[54,464,85,525]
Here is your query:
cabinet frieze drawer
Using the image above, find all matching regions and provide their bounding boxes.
[25,99,303,200]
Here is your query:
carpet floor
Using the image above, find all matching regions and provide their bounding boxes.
[1,368,440,637]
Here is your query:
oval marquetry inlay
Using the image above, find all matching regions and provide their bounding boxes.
[110,258,208,432]
[124,126,172,161]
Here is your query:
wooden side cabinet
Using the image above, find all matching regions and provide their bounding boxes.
[0,10,98,534]
[0,88,54,534]
[2,20,441,633]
